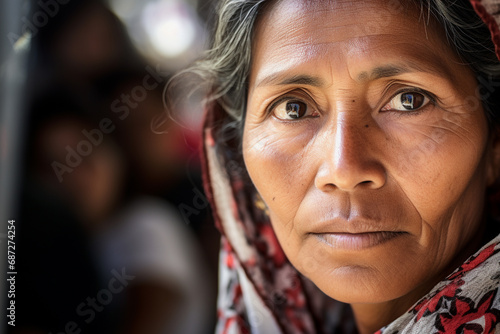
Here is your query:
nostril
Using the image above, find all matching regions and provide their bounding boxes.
[357,180,373,189]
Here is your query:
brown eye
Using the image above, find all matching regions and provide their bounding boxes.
[400,92,425,110]
[381,91,430,112]
[274,100,309,120]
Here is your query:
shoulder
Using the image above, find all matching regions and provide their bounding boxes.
[103,197,194,246]
[95,197,205,282]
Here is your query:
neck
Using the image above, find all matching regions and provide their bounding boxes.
[350,284,429,334]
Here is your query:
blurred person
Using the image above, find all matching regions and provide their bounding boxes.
[16,90,214,334]
[17,0,219,332]
[30,0,141,99]
[29,95,126,228]
[96,70,220,279]
[96,71,189,194]
[11,178,117,334]
[11,93,122,334]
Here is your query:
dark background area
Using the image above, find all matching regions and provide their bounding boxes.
[0,0,221,333]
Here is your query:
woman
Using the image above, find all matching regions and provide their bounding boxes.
[170,0,500,332]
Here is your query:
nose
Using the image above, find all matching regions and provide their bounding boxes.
[314,116,386,192]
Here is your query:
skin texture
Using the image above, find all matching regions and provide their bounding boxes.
[242,0,500,332]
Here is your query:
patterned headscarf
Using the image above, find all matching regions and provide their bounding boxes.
[202,1,500,333]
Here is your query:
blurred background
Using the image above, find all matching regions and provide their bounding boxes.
[0,0,221,333]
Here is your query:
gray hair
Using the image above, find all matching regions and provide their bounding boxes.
[428,0,500,124]
[166,0,267,123]
[167,0,500,131]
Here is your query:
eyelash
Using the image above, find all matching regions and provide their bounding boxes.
[384,87,437,116]
[267,87,438,120]
[267,91,318,121]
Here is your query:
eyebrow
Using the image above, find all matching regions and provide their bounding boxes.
[256,74,324,88]
[357,64,415,81]
[254,62,443,89]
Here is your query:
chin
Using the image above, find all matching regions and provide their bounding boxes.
[307,265,407,304]
[291,239,428,305]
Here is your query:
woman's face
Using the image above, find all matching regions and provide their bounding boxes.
[243,0,500,304]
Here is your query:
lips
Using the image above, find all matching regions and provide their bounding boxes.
[305,210,408,250]
[308,211,405,233]
[299,196,410,250]
[314,231,406,250]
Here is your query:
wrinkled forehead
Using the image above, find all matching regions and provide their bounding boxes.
[250,0,458,89]
[255,0,436,32]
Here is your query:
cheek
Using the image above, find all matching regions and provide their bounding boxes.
[387,109,489,225]
[242,121,318,230]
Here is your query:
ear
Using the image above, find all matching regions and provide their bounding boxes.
[486,126,500,187]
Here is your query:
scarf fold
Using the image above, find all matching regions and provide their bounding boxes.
[202,1,500,333]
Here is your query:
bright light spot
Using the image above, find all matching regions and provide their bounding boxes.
[109,0,140,20]
[150,14,195,57]
[142,1,197,58]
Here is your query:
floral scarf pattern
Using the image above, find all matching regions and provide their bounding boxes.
[202,1,500,333]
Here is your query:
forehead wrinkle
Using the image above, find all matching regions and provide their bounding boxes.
[259,1,388,50]
[251,0,465,95]
[256,33,458,86]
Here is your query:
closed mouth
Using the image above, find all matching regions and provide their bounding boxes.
[313,231,406,250]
